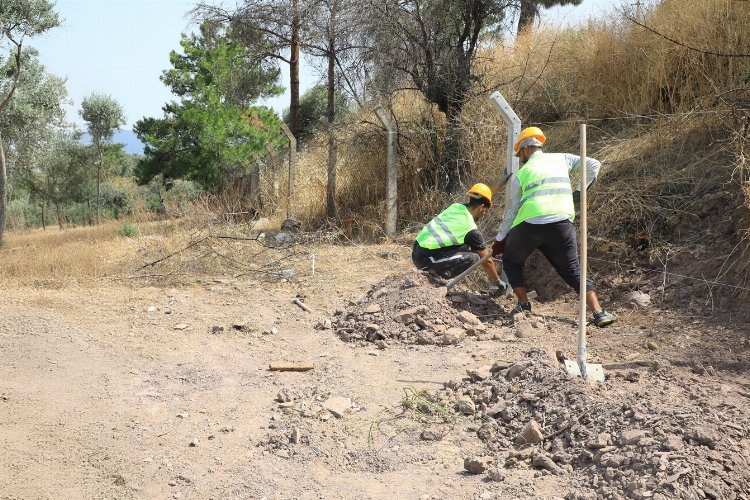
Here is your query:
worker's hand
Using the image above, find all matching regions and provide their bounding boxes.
[495,278,511,296]
[492,237,507,256]
[572,190,581,205]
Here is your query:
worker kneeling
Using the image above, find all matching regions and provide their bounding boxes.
[412,183,505,292]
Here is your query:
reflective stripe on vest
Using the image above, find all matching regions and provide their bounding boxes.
[415,203,477,250]
[512,152,575,228]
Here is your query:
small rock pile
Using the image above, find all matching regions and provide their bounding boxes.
[444,349,750,499]
[327,271,508,346]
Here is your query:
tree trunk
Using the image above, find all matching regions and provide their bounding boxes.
[55,202,63,230]
[96,143,102,224]
[517,0,539,36]
[289,0,301,145]
[326,45,337,220]
[0,131,6,246]
[41,202,46,230]
[444,106,468,193]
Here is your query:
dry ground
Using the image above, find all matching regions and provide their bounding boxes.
[1,226,749,499]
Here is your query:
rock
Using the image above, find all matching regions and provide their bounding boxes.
[686,427,722,449]
[290,427,302,444]
[211,325,224,335]
[620,429,648,445]
[627,291,651,308]
[441,328,465,345]
[173,324,189,331]
[450,294,466,303]
[232,318,252,332]
[372,288,388,299]
[602,453,627,468]
[321,319,332,330]
[457,310,481,326]
[515,321,535,339]
[486,401,507,417]
[646,341,659,351]
[663,435,684,451]
[276,389,293,403]
[456,396,476,415]
[463,456,489,474]
[477,423,498,442]
[364,323,380,332]
[364,303,382,314]
[415,332,435,345]
[532,451,565,475]
[322,396,352,418]
[466,366,492,381]
[393,305,429,323]
[420,426,444,441]
[487,467,506,482]
[491,360,512,372]
[516,419,544,445]
[434,287,448,298]
[375,340,387,350]
[147,306,157,313]
[588,432,613,449]
[189,438,199,447]
[507,362,530,379]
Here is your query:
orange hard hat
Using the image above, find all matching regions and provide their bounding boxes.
[513,126,546,155]
[467,183,492,206]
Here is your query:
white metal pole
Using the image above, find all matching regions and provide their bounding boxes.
[578,124,588,379]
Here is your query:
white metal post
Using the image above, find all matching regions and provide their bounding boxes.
[489,91,521,182]
[578,124,588,378]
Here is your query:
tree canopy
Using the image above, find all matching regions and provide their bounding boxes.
[135,22,285,192]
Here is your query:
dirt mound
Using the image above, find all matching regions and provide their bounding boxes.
[439,349,750,499]
[328,271,508,346]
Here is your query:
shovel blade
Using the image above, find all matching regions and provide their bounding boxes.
[564,360,605,382]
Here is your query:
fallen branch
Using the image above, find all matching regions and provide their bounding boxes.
[269,363,314,372]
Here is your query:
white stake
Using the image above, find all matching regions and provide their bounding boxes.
[578,124,588,379]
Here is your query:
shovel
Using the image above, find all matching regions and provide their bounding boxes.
[563,124,605,382]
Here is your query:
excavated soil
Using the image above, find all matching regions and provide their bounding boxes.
[439,348,750,499]
[329,270,511,346]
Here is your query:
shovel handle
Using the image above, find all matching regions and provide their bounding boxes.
[446,253,492,289]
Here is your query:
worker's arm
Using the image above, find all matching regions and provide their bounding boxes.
[477,248,500,282]
[565,153,601,191]
[490,169,512,196]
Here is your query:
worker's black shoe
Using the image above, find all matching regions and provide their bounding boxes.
[511,301,532,314]
[593,310,616,327]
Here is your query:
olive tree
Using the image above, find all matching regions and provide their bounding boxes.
[0,0,60,245]
[80,93,126,224]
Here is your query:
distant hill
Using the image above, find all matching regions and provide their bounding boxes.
[80,129,144,156]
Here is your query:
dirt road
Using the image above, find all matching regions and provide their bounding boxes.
[1,245,749,499]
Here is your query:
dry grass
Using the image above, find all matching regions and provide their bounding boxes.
[0,221,181,286]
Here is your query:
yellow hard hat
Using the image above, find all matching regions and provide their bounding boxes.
[467,183,492,206]
[513,126,546,154]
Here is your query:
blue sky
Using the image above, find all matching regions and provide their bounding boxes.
[31,0,615,133]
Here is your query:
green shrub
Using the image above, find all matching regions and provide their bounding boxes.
[117,222,139,238]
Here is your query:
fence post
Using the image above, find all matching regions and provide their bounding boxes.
[375,107,397,238]
[251,154,265,211]
[280,124,297,219]
[489,91,521,194]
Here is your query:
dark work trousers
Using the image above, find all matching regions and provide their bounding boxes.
[501,220,594,293]
[412,242,480,279]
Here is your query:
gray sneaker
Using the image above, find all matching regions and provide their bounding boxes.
[593,310,616,327]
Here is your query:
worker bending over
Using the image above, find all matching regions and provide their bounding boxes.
[413,184,505,292]
[493,127,616,327]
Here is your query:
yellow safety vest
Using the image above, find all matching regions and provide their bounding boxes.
[416,203,477,250]
[512,152,575,228]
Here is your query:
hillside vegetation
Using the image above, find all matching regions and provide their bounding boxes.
[266,0,750,309]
